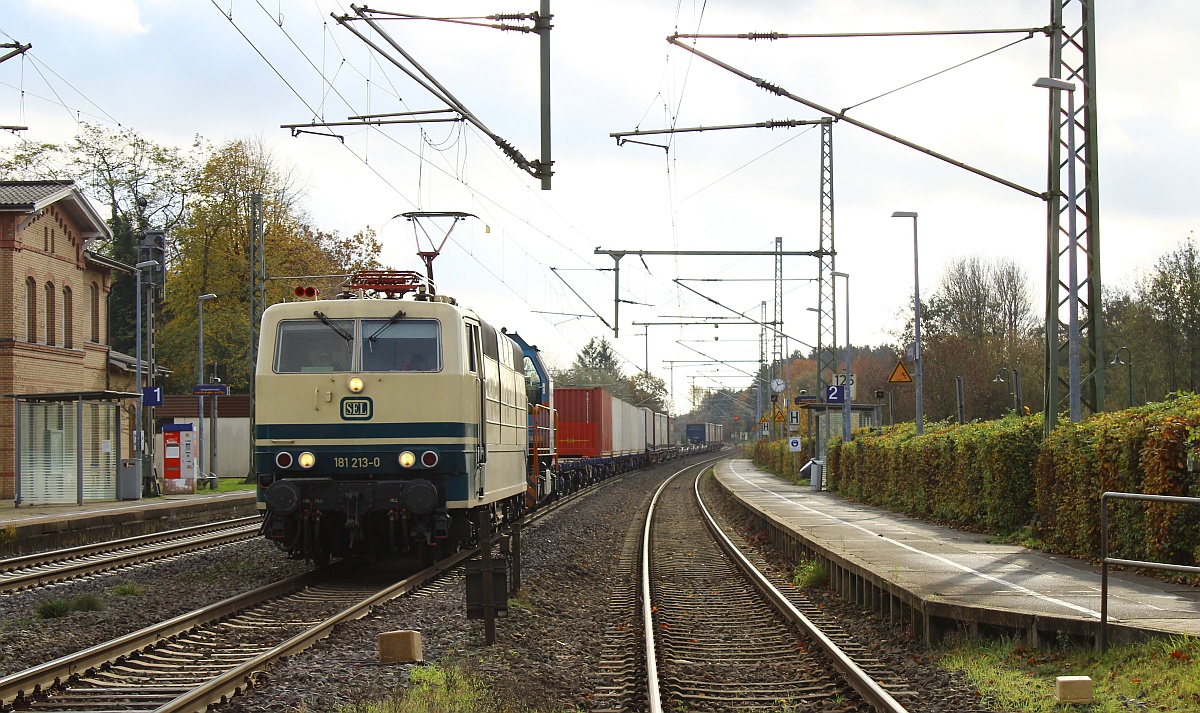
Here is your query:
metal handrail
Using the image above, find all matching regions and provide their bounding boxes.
[1100,490,1200,650]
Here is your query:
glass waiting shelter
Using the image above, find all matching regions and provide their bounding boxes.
[8,390,139,506]
[801,402,883,461]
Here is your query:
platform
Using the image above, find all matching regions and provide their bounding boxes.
[0,488,259,558]
[714,459,1200,647]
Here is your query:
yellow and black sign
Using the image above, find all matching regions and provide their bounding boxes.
[888,360,914,384]
[758,415,768,425]
[772,407,786,422]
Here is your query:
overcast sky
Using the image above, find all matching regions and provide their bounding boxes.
[3,0,1197,413]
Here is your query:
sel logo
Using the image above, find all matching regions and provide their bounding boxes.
[341,397,373,420]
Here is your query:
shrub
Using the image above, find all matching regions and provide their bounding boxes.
[35,599,72,619]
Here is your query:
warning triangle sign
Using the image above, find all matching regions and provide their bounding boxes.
[888,360,914,384]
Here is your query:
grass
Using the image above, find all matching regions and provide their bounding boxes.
[332,662,577,713]
[940,634,1200,712]
[506,588,535,613]
[791,558,827,588]
[210,478,257,493]
[71,593,105,611]
[0,524,16,548]
[111,582,143,596]
[35,599,73,619]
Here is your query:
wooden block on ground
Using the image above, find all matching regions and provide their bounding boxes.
[1055,675,1094,704]
[378,630,423,663]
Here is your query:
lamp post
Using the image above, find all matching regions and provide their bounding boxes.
[832,271,850,443]
[133,260,158,475]
[197,293,217,486]
[1035,77,1081,423]
[1111,347,1133,409]
[892,211,923,434]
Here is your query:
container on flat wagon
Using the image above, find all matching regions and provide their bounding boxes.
[641,408,669,450]
[686,423,707,444]
[554,387,613,458]
[610,397,642,456]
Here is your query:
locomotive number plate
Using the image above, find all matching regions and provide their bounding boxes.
[333,456,382,469]
[340,397,373,420]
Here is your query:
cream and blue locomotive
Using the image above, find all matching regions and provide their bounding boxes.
[255,271,553,564]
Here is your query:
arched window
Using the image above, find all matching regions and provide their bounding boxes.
[25,278,37,343]
[63,286,74,349]
[45,282,56,346]
[90,282,101,342]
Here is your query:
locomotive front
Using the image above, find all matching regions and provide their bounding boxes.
[254,289,528,564]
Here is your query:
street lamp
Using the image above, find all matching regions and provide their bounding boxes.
[831,271,851,443]
[1035,76,1081,423]
[1111,347,1133,409]
[197,293,217,486]
[993,368,1023,414]
[133,260,158,473]
[892,211,924,434]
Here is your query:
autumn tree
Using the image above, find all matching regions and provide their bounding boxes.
[890,256,1043,423]
[1,123,197,353]
[155,139,382,394]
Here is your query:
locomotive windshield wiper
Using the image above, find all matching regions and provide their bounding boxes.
[313,310,353,341]
[367,309,407,344]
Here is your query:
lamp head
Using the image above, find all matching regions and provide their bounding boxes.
[1034,77,1075,92]
[135,259,158,269]
[198,293,217,302]
[993,371,1005,383]
[831,271,848,278]
[1111,355,1124,365]
[891,211,917,218]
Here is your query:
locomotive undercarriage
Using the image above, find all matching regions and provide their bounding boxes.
[262,476,527,566]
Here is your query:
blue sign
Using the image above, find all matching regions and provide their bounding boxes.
[825,384,845,404]
[794,394,819,404]
[143,386,163,407]
[193,384,230,396]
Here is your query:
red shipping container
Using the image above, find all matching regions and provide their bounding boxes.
[554,387,612,458]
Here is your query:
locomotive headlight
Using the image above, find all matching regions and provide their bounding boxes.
[347,376,365,393]
[398,451,416,468]
[297,451,317,469]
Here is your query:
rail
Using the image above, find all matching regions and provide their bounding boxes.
[1100,491,1200,650]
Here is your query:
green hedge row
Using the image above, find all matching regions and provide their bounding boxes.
[825,414,1042,534]
[751,438,811,482]
[1036,394,1200,563]
[754,394,1200,568]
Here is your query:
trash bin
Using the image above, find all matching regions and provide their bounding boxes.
[118,459,142,501]
[810,459,824,492]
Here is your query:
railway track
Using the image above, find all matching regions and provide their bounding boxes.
[0,517,263,593]
[0,456,711,713]
[597,463,913,713]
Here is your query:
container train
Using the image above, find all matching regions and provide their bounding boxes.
[685,422,724,445]
[254,270,707,565]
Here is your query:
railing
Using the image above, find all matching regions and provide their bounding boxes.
[1100,491,1200,650]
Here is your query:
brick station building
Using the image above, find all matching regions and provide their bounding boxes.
[1,180,139,501]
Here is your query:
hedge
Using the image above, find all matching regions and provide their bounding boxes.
[1036,394,1200,564]
[752,395,1200,571]
[823,415,1042,534]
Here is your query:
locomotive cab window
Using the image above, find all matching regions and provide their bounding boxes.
[361,318,441,372]
[275,319,354,373]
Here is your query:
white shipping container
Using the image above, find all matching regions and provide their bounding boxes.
[614,398,643,455]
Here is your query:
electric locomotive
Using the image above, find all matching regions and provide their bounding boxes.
[255,271,553,564]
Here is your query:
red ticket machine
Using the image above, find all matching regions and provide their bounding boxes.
[162,424,196,494]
